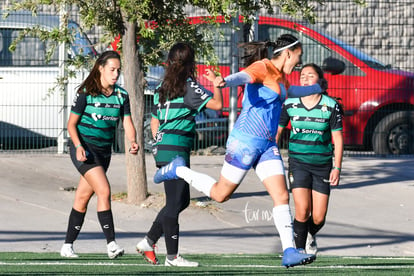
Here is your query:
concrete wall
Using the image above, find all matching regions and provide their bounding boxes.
[312,0,414,71]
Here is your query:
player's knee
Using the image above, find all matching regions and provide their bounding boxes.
[312,216,326,226]
[275,191,289,205]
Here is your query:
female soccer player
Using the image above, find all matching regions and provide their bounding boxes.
[136,42,222,267]
[153,34,322,267]
[277,63,344,254]
[61,50,139,259]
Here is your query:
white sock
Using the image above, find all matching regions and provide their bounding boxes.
[273,204,295,251]
[176,166,216,197]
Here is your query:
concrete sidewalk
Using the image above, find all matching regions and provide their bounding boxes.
[0,153,413,257]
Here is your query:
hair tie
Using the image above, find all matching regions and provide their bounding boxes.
[273,40,299,54]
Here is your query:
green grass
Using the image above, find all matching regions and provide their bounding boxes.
[1,253,414,275]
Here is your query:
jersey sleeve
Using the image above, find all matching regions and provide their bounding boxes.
[70,92,87,115]
[242,60,267,83]
[287,84,322,98]
[122,93,131,117]
[151,92,160,119]
[330,102,343,131]
[223,71,252,87]
[183,80,212,112]
[278,104,290,127]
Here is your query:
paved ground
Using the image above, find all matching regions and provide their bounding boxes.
[0,152,413,257]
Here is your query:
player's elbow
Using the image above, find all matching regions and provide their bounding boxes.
[208,101,223,111]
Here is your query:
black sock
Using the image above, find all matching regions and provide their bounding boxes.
[293,219,308,249]
[308,216,325,236]
[97,210,115,243]
[147,221,163,246]
[64,208,85,244]
[163,216,179,257]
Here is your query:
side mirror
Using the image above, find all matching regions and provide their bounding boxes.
[322,57,346,75]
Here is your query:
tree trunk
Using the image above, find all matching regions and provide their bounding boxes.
[122,21,148,204]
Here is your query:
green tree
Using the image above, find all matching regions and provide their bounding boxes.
[5,0,364,204]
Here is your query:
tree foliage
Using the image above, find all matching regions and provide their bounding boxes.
[5,0,365,203]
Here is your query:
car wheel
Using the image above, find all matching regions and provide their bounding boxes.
[143,120,154,152]
[372,111,414,155]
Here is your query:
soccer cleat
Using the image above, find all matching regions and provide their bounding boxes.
[306,233,318,255]
[153,156,186,184]
[60,243,79,258]
[136,238,159,265]
[165,254,199,267]
[281,247,316,268]
[107,241,124,259]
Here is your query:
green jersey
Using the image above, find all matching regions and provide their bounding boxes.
[279,94,343,164]
[71,84,131,147]
[152,78,212,165]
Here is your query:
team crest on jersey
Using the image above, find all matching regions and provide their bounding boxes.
[272,147,280,156]
[321,104,328,112]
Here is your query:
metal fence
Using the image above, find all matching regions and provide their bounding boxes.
[0,1,413,156]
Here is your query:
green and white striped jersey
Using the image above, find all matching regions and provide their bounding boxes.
[279,94,343,164]
[71,84,131,147]
[152,78,212,165]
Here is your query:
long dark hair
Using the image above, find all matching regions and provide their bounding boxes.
[239,34,301,67]
[77,50,121,96]
[158,42,196,104]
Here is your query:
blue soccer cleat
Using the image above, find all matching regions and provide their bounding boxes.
[281,247,316,268]
[153,156,186,184]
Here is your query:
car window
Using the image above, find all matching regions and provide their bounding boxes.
[68,21,96,57]
[259,24,365,76]
[0,28,58,67]
[12,30,46,66]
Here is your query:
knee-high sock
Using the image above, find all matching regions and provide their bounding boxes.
[147,221,163,246]
[163,216,179,258]
[64,208,85,244]
[308,216,325,236]
[176,166,216,197]
[97,210,115,243]
[293,219,308,249]
[273,205,295,251]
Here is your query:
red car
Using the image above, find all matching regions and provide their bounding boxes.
[193,16,414,155]
[113,16,414,155]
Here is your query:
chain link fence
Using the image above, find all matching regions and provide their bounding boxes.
[0,1,413,156]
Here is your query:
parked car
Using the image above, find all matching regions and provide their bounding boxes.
[193,16,414,155]
[113,15,414,155]
[0,11,97,150]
